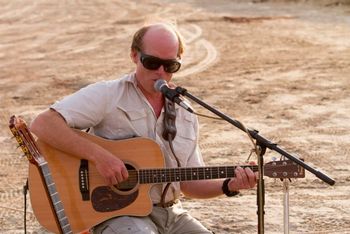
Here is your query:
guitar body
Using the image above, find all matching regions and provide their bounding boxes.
[29,131,165,233]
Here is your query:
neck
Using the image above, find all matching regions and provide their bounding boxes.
[137,81,164,118]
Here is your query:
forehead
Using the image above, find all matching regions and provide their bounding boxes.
[142,25,179,58]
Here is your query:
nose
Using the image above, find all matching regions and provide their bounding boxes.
[156,64,167,74]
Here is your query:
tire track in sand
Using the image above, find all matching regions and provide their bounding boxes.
[177,23,218,78]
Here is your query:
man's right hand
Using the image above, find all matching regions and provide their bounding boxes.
[94,153,129,186]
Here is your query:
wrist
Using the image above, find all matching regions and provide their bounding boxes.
[222,178,240,197]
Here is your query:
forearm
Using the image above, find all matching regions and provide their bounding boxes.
[181,179,225,199]
[30,109,106,163]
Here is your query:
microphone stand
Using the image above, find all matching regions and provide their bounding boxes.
[175,86,335,234]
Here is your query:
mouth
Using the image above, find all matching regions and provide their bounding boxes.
[152,78,163,83]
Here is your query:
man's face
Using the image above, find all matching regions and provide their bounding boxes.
[131,27,180,97]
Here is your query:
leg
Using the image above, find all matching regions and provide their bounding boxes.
[170,212,212,234]
[150,203,212,234]
[92,216,158,234]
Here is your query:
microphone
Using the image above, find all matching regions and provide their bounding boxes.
[154,79,193,113]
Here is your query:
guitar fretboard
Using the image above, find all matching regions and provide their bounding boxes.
[40,162,73,234]
[138,166,256,184]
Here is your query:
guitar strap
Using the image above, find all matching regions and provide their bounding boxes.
[160,98,181,207]
[162,98,177,142]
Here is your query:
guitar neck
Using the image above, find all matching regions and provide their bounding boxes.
[39,161,73,234]
[138,165,257,184]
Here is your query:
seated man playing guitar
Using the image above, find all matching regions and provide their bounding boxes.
[30,22,257,233]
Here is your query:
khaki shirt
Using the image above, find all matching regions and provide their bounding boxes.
[51,73,204,203]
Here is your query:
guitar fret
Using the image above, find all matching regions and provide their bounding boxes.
[62,224,73,234]
[211,167,220,179]
[150,169,154,183]
[54,200,61,205]
[62,227,73,234]
[150,169,155,183]
[60,216,68,221]
[166,168,170,182]
[228,167,235,177]
[59,217,68,226]
[156,169,160,183]
[153,170,158,183]
[55,202,64,210]
[205,167,211,179]
[192,168,198,180]
[175,168,180,181]
[145,169,149,183]
[187,168,192,180]
[197,167,202,180]
[56,209,66,221]
[142,171,148,184]
[218,167,226,178]
[152,169,156,183]
[161,169,166,183]
[47,185,57,194]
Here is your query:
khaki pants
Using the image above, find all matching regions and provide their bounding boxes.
[93,202,212,234]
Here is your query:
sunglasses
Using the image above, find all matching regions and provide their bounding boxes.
[139,52,181,73]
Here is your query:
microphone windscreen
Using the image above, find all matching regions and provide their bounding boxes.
[154,79,166,92]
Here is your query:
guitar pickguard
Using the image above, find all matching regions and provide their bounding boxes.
[91,186,138,212]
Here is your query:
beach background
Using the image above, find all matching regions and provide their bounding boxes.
[1,0,349,233]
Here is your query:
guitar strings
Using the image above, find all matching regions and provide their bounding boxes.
[87,164,293,185]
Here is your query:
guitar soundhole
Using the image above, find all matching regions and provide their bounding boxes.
[91,163,139,212]
[115,163,138,192]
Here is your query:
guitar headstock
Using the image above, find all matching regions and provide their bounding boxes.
[265,159,305,179]
[9,115,44,166]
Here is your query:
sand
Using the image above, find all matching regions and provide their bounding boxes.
[1,0,349,233]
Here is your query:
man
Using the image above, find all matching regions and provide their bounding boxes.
[30,22,257,233]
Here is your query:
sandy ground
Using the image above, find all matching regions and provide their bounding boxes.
[1,0,350,233]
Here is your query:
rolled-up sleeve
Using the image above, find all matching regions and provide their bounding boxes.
[51,82,108,130]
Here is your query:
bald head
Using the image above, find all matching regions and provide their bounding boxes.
[131,23,184,58]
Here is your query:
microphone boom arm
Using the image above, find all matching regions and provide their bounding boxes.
[175,86,335,185]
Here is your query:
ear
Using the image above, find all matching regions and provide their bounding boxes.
[130,49,138,64]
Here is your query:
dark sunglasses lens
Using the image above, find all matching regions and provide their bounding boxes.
[164,62,181,73]
[142,57,162,70]
[140,53,181,73]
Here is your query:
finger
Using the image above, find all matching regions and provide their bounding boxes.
[109,175,118,186]
[121,166,129,180]
[245,167,257,188]
[237,167,250,188]
[115,170,125,184]
[234,167,243,188]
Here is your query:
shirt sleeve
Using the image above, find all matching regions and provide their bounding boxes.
[51,81,109,129]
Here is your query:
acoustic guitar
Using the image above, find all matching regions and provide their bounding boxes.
[9,116,304,233]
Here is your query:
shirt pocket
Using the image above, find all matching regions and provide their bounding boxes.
[112,105,148,139]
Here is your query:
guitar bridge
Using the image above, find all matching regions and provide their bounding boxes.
[79,159,90,201]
